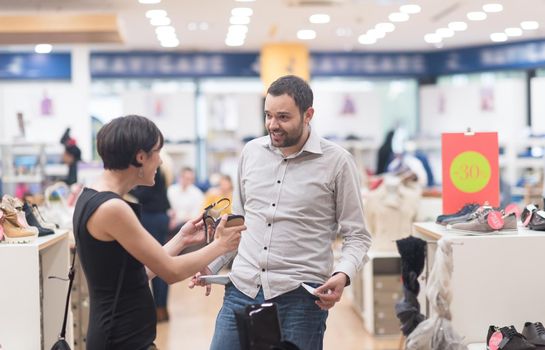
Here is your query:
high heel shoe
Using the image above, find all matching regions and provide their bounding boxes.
[2,195,31,228]
[31,204,58,230]
[0,205,38,244]
[23,202,54,237]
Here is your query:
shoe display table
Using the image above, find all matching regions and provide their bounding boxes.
[0,230,73,349]
[413,222,545,344]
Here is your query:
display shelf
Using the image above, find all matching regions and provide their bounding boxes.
[350,250,402,336]
[413,222,545,344]
[0,230,73,349]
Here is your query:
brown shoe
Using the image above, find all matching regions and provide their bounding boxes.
[156,307,169,323]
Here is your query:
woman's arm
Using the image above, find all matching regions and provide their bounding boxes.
[86,199,244,284]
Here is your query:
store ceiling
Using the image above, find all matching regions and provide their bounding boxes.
[0,0,544,52]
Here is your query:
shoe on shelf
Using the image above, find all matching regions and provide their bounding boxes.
[528,211,545,231]
[487,325,536,350]
[2,195,31,228]
[521,204,539,227]
[436,203,480,225]
[522,322,545,348]
[0,204,38,244]
[501,213,518,231]
[22,203,54,237]
[31,204,59,230]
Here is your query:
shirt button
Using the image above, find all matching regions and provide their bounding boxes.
[272,203,275,207]
[262,268,265,272]
[277,180,281,184]
[264,247,267,250]
[283,159,287,162]
[268,223,271,227]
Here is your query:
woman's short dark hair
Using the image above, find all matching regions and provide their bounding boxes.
[266,75,313,117]
[97,115,164,170]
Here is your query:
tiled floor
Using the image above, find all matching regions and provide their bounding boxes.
[155,280,401,350]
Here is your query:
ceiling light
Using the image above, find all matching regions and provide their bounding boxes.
[297,29,316,40]
[225,37,245,46]
[230,15,250,25]
[521,21,539,30]
[145,9,167,18]
[399,4,421,14]
[483,3,503,13]
[490,32,508,42]
[375,22,395,33]
[35,44,52,54]
[150,16,171,26]
[160,39,180,47]
[505,27,523,36]
[467,12,487,21]
[436,27,454,38]
[424,33,442,44]
[336,27,352,37]
[309,14,330,24]
[358,34,376,45]
[367,29,385,39]
[155,26,175,35]
[228,25,249,35]
[389,12,409,22]
[231,7,253,17]
[138,0,161,3]
[448,21,468,31]
[157,33,178,42]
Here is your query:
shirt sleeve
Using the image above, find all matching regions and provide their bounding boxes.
[333,154,372,283]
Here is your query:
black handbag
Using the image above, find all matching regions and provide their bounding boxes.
[234,302,300,350]
[51,194,127,350]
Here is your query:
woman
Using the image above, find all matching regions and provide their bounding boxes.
[73,115,245,349]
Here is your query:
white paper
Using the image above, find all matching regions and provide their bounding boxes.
[198,274,231,285]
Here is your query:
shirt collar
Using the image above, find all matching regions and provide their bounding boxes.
[260,126,323,157]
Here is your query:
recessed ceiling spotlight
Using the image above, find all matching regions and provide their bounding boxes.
[225,37,245,46]
[309,14,330,24]
[230,16,250,25]
[521,21,539,30]
[155,26,175,35]
[467,12,487,21]
[35,44,52,54]
[188,22,197,31]
[436,27,454,38]
[375,22,395,33]
[358,34,376,45]
[145,9,167,18]
[424,33,442,44]
[367,29,385,39]
[150,16,171,26]
[297,29,316,40]
[448,21,468,31]
[336,27,352,37]
[483,3,503,13]
[138,0,161,3]
[228,25,249,35]
[490,32,508,42]
[231,7,253,17]
[389,12,409,22]
[505,27,523,36]
[160,38,179,47]
[399,4,421,14]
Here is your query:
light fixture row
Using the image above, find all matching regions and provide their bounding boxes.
[490,21,540,42]
[225,7,254,47]
[358,4,421,45]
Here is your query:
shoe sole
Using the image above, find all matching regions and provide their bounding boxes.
[447,227,519,235]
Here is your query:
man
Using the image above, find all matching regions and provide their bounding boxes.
[194,75,371,350]
[167,167,204,232]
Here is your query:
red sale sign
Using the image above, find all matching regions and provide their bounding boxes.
[441,132,499,214]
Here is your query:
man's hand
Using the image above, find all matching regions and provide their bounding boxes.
[188,266,213,296]
[314,273,348,310]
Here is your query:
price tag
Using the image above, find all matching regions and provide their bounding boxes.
[487,210,504,230]
[488,330,503,350]
[449,151,491,193]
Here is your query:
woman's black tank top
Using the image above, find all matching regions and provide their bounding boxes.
[73,188,156,350]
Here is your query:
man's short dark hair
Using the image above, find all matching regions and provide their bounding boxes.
[97,115,164,170]
[266,75,313,117]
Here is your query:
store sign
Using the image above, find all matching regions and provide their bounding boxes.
[0,53,71,80]
[90,52,259,78]
[441,132,499,214]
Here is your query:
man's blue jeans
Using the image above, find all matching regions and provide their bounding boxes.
[209,283,328,350]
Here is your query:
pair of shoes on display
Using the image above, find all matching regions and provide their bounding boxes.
[156,307,169,323]
[22,202,55,237]
[448,209,517,234]
[520,204,545,231]
[487,325,536,350]
[0,195,39,244]
[436,203,480,225]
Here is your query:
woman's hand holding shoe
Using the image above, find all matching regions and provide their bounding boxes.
[178,216,206,248]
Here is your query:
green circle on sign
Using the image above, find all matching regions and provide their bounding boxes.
[449,151,491,193]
